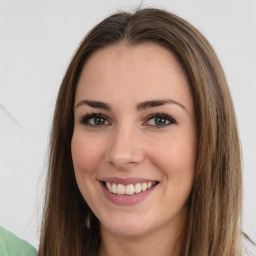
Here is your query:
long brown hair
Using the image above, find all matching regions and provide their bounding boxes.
[38,8,242,256]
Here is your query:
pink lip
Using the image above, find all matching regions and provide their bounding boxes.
[100,180,158,206]
[100,177,158,185]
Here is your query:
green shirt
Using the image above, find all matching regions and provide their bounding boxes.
[0,226,37,256]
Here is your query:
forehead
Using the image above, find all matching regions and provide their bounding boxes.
[80,42,188,83]
[75,43,192,109]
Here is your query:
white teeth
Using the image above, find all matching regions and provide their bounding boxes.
[134,183,142,193]
[106,182,112,192]
[141,182,147,191]
[126,184,135,195]
[105,181,157,195]
[112,183,117,193]
[117,184,125,194]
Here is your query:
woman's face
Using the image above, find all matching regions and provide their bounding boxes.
[71,43,197,238]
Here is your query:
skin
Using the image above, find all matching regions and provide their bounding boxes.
[71,43,197,256]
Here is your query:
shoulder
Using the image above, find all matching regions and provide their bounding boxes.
[0,226,37,256]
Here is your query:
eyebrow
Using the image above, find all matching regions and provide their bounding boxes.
[136,99,186,111]
[75,100,111,110]
[75,99,187,111]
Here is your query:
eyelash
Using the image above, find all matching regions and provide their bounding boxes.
[79,112,176,128]
[80,112,109,128]
[145,112,176,128]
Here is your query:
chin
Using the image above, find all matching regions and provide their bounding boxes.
[100,214,153,237]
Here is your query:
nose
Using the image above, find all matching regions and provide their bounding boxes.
[105,124,145,169]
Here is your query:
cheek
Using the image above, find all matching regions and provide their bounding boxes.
[71,134,106,209]
[152,136,196,208]
[148,135,197,180]
[71,135,104,175]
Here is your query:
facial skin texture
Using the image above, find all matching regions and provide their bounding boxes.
[71,43,197,256]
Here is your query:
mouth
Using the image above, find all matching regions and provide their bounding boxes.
[101,181,159,196]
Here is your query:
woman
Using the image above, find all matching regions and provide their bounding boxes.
[38,8,244,256]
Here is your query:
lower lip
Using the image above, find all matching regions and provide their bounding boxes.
[101,182,158,205]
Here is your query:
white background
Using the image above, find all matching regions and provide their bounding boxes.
[0,0,255,249]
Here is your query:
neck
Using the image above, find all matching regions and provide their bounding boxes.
[98,214,186,256]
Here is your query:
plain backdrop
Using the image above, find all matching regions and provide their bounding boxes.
[0,0,255,249]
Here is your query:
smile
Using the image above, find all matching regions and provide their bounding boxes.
[104,181,157,195]
[100,177,159,205]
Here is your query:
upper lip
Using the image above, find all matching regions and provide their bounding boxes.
[99,177,159,185]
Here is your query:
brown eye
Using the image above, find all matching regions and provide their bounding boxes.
[154,117,168,126]
[80,113,110,127]
[145,113,176,128]
[91,117,106,125]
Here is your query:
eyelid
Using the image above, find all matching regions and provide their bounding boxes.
[79,112,111,127]
[143,112,176,128]
[79,111,176,129]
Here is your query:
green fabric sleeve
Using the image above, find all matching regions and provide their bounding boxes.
[0,226,37,256]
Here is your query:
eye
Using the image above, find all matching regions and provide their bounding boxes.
[145,112,176,128]
[80,113,110,127]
